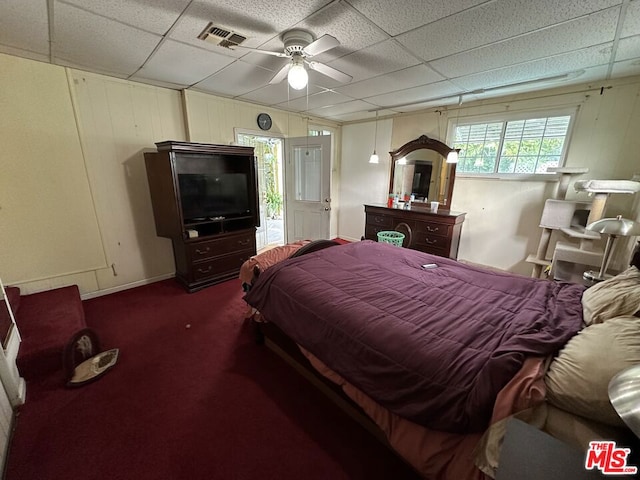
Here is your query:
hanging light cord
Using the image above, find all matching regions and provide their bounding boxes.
[369,112,380,164]
[373,112,378,153]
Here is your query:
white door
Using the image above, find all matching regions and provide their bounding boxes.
[285,136,331,242]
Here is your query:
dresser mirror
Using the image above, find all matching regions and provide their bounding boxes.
[389,135,458,208]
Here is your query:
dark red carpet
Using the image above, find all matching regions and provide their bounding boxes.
[6,278,420,480]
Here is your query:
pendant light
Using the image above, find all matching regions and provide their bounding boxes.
[369,111,379,164]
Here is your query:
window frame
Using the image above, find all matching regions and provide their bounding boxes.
[447,107,578,180]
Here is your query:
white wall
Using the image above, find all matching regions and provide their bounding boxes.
[0,54,341,295]
[0,55,105,290]
[339,77,640,274]
[338,119,393,241]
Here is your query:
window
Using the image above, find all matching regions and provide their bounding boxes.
[308,129,331,136]
[452,113,573,176]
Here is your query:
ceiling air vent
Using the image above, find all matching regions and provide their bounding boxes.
[198,23,247,48]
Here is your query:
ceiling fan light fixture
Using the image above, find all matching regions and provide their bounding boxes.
[446,150,459,163]
[288,55,308,90]
[288,64,308,90]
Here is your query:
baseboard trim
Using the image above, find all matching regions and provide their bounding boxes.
[80,273,175,300]
[339,235,361,242]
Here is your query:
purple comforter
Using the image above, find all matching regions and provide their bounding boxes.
[244,241,584,433]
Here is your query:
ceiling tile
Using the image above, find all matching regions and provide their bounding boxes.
[450,44,612,91]
[2,0,637,123]
[621,0,640,38]
[169,0,333,52]
[292,1,389,63]
[0,0,49,56]
[54,2,161,75]
[193,60,277,96]
[611,58,640,77]
[462,64,609,102]
[331,108,399,122]
[397,0,621,62]
[238,51,289,71]
[365,81,462,108]
[334,65,444,98]
[348,0,489,36]
[615,35,640,62]
[326,39,421,83]
[307,99,379,118]
[274,90,354,111]
[60,0,190,35]
[395,97,460,113]
[131,39,234,86]
[55,57,130,79]
[432,8,618,78]
[239,83,324,106]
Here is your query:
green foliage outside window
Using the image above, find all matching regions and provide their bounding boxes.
[454,115,571,175]
[238,134,283,219]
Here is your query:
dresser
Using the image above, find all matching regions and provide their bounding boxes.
[364,204,466,259]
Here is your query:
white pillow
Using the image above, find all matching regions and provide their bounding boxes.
[545,316,640,427]
[582,267,640,325]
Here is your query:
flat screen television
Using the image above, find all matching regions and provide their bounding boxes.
[178,173,250,222]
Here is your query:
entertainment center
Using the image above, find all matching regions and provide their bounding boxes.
[144,141,259,292]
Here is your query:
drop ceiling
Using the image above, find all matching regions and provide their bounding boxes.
[1,0,640,122]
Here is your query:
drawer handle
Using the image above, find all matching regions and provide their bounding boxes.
[237,239,250,246]
[374,216,385,224]
[197,266,213,274]
[424,238,438,245]
[426,226,439,233]
[195,247,211,255]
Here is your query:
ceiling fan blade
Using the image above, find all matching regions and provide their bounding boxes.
[306,61,352,84]
[269,63,291,85]
[302,34,340,57]
[231,45,288,58]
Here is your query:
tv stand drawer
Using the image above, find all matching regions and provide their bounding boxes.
[188,231,255,261]
[192,249,254,282]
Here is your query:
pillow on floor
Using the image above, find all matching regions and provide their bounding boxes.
[545,315,640,427]
[582,267,640,325]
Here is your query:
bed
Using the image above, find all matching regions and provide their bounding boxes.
[242,240,640,479]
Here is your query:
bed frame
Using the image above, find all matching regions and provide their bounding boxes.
[249,239,398,451]
[253,319,392,447]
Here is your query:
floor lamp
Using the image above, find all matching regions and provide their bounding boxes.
[583,215,640,283]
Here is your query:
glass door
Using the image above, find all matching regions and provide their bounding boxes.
[236,133,284,251]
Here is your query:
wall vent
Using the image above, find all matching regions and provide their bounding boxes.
[198,23,247,48]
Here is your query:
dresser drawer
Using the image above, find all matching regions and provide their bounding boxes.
[366,213,393,228]
[188,231,255,261]
[414,221,452,239]
[414,233,450,251]
[192,249,254,281]
[365,224,391,240]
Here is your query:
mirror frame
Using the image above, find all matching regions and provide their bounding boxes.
[389,134,459,208]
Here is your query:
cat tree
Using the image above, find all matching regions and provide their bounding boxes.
[526,169,640,279]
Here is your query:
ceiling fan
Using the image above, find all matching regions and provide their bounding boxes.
[228,29,353,90]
